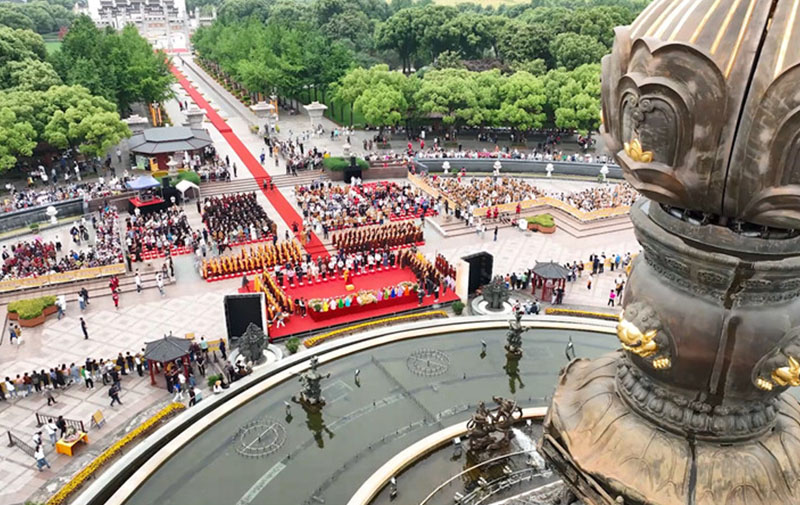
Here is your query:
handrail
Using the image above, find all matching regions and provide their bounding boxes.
[7,430,36,457]
[419,449,530,505]
[36,413,85,432]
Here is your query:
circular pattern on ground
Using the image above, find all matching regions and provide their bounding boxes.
[234,418,287,458]
[406,349,451,376]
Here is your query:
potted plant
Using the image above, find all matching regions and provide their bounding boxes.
[206,374,221,388]
[526,214,556,234]
[286,337,300,354]
[8,296,58,327]
[452,300,465,315]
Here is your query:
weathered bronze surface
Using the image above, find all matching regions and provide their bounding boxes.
[601,0,800,229]
[543,1,800,503]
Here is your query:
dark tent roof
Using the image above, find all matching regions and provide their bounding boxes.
[128,126,212,155]
[144,335,192,363]
[532,261,570,280]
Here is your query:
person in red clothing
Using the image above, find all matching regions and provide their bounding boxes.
[516,203,521,216]
[112,291,120,309]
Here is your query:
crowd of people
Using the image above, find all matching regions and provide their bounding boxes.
[294,180,436,235]
[399,248,455,302]
[125,207,197,260]
[418,174,638,214]
[1,179,130,214]
[332,222,423,254]
[200,239,304,279]
[0,209,124,281]
[414,147,613,165]
[202,193,276,252]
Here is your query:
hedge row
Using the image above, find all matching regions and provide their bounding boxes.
[322,157,369,171]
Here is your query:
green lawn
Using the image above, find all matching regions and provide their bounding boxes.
[42,33,62,55]
[44,40,62,54]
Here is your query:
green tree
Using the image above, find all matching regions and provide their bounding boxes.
[53,16,173,112]
[544,64,601,135]
[355,81,407,132]
[375,8,417,73]
[0,108,37,170]
[497,71,546,132]
[440,12,493,60]
[0,85,130,169]
[413,68,479,134]
[549,32,608,70]
[0,6,35,31]
[5,58,62,91]
[434,50,465,70]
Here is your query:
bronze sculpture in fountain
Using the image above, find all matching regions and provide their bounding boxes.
[293,355,330,409]
[505,308,530,357]
[540,1,800,504]
[466,396,523,462]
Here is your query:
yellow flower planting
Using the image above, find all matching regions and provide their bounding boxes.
[544,307,619,321]
[304,311,448,348]
[46,402,186,505]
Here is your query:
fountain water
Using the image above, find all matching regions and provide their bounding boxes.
[511,428,549,476]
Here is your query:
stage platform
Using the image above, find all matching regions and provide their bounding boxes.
[128,196,168,215]
[238,267,458,340]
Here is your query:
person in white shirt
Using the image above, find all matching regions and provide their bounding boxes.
[44,420,58,445]
[34,444,51,471]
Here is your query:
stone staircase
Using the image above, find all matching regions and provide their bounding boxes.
[199,170,328,197]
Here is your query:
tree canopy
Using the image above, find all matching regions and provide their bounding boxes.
[51,16,174,113]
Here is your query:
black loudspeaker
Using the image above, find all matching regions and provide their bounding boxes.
[463,252,493,294]
[344,155,362,184]
[223,293,266,346]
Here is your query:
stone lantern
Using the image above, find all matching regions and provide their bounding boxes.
[599,163,609,182]
[167,157,179,178]
[184,105,205,129]
[46,206,58,224]
[442,161,450,175]
[250,101,275,135]
[123,114,150,134]
[545,162,554,177]
[303,101,328,130]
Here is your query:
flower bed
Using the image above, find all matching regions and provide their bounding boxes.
[8,295,57,325]
[544,307,619,321]
[304,310,448,348]
[45,403,186,505]
[307,281,418,321]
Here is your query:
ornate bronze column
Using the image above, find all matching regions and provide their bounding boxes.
[541,1,800,504]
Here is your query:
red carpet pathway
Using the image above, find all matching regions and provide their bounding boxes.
[239,267,459,339]
[170,65,328,258]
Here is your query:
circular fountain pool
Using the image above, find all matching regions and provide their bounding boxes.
[84,318,619,505]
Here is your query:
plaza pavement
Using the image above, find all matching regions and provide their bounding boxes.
[0,55,634,505]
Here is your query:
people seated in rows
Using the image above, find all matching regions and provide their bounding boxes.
[332,221,423,255]
[125,207,197,259]
[420,174,637,214]
[200,239,304,279]
[0,209,123,281]
[202,192,275,251]
[295,180,434,236]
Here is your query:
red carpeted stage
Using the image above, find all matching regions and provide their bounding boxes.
[170,65,328,258]
[128,196,169,215]
[239,267,458,339]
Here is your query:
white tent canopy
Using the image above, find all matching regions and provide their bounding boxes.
[175,179,200,197]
